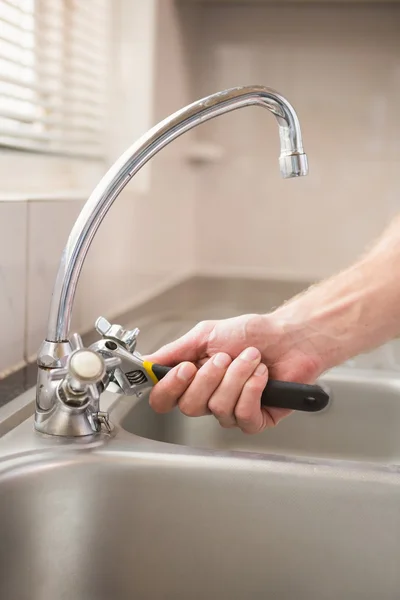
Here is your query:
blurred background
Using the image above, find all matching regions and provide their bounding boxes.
[1,0,400,380]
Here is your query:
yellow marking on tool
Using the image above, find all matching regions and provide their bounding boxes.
[143,360,159,384]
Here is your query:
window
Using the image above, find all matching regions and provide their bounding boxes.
[0,0,111,159]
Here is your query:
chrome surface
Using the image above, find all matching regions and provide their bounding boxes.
[90,336,158,398]
[35,85,308,437]
[37,339,72,369]
[35,333,120,437]
[45,85,307,345]
[95,316,140,352]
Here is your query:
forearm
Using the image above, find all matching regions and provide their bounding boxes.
[273,215,400,372]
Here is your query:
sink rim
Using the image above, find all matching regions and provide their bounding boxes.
[1,365,400,476]
[2,414,400,484]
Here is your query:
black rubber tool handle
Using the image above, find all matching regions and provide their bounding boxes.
[261,380,329,412]
[150,363,329,413]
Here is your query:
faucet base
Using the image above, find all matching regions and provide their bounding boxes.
[34,402,100,437]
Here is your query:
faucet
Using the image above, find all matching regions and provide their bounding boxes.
[34,85,309,437]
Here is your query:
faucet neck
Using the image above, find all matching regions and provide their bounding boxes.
[44,85,308,345]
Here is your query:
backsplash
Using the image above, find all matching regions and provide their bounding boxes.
[190,2,400,281]
[0,203,27,373]
[0,0,197,376]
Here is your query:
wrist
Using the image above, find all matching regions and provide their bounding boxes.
[272,255,400,372]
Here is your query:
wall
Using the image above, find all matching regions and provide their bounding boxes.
[191,2,400,281]
[0,0,197,375]
[4,0,400,378]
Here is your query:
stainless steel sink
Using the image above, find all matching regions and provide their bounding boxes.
[1,365,400,599]
[1,411,400,600]
[119,367,400,465]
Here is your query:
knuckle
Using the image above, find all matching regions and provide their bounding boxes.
[246,376,266,393]
[234,405,255,423]
[201,367,220,383]
[179,399,201,417]
[201,367,226,389]
[208,401,231,420]
[194,320,211,335]
[179,404,192,417]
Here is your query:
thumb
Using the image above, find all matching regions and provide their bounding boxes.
[145,323,209,367]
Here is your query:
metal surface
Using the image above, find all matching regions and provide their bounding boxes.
[37,339,72,369]
[8,69,397,594]
[1,404,400,600]
[35,333,120,437]
[90,335,158,398]
[95,316,140,352]
[45,85,307,345]
[35,85,309,436]
[36,317,169,436]
[119,367,400,464]
[1,281,399,597]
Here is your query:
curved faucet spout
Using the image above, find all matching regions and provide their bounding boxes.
[45,85,308,345]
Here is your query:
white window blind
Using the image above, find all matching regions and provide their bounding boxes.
[0,0,110,159]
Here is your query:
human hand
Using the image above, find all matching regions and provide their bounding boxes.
[146,313,323,434]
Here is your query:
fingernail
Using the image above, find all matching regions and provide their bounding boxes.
[177,362,195,382]
[213,353,231,368]
[254,363,267,376]
[240,347,260,362]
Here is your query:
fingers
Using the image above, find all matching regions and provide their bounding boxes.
[149,344,285,434]
[261,406,292,429]
[234,363,269,434]
[178,353,232,417]
[149,353,233,417]
[146,321,215,367]
[208,347,261,428]
[149,362,197,414]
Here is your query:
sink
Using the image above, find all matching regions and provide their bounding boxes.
[119,367,400,464]
[1,419,400,600]
[1,367,400,599]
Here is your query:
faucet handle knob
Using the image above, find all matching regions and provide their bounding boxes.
[68,350,120,384]
[69,350,105,383]
[49,336,121,404]
[95,316,140,352]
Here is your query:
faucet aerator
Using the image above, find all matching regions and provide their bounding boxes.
[279,153,309,179]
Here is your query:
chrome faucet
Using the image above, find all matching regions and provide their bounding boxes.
[34,85,309,437]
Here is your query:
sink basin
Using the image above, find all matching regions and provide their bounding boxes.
[1,366,400,599]
[1,420,400,600]
[119,367,400,465]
